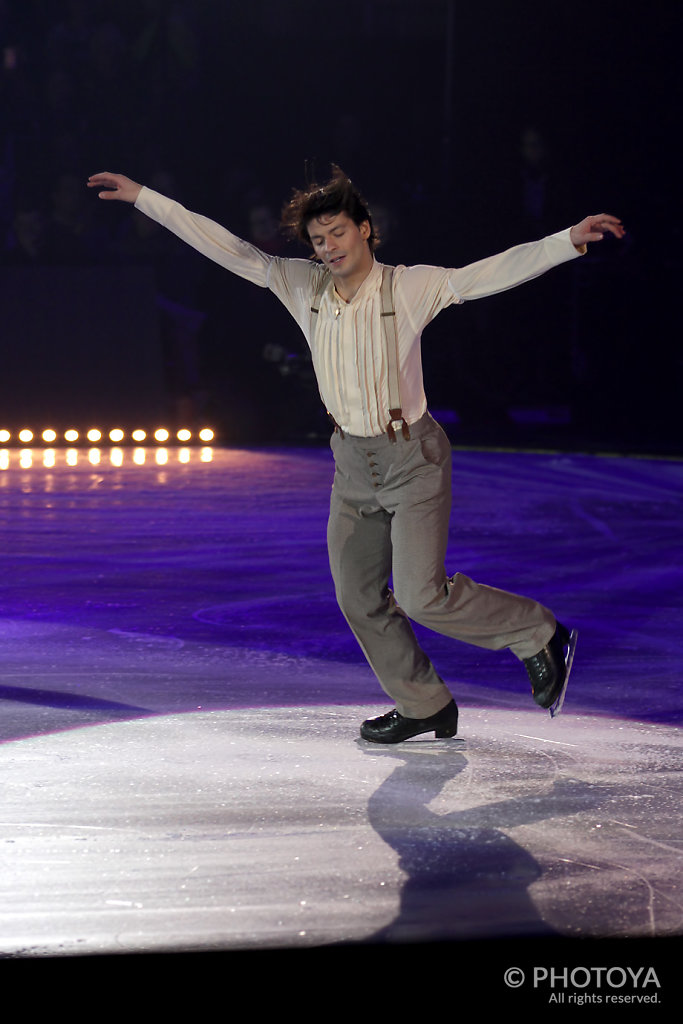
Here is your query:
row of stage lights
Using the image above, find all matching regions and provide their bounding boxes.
[0,427,215,446]
[1,446,215,470]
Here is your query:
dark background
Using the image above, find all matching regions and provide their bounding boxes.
[0,0,680,451]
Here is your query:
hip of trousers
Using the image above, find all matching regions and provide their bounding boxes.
[328,411,452,514]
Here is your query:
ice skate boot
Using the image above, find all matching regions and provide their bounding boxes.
[523,623,578,717]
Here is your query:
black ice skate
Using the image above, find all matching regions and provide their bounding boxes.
[524,623,578,717]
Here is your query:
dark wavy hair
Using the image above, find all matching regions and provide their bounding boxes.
[281,165,379,253]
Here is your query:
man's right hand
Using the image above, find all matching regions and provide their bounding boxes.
[87,172,142,203]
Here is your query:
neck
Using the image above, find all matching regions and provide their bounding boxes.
[333,255,375,303]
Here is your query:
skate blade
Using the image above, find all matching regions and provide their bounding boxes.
[549,628,578,718]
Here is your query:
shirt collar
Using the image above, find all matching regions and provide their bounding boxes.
[332,259,383,305]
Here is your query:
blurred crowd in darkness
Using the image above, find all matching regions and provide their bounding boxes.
[1,1,212,265]
[0,1,322,434]
[0,1,669,447]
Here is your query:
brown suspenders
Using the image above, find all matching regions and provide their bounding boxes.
[378,265,410,442]
[310,265,410,441]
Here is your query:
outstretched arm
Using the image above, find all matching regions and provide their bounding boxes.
[87,172,142,204]
[570,213,625,249]
[87,170,321,348]
[403,213,626,321]
[87,170,278,290]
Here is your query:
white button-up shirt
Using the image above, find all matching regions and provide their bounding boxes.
[136,187,582,437]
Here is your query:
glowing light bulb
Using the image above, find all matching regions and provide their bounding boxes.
[42,429,57,443]
[198,428,214,442]
[109,428,124,443]
[19,429,33,444]
[64,429,79,442]
[87,428,102,443]
[0,430,10,443]
[132,429,146,442]
[177,429,192,442]
[154,428,170,443]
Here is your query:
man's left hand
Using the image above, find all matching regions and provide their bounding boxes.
[570,214,625,248]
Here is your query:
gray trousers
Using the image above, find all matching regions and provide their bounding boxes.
[327,412,556,719]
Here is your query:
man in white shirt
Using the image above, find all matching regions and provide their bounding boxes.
[88,167,624,742]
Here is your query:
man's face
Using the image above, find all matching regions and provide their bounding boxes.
[306,211,372,284]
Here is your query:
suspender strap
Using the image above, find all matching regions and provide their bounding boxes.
[310,272,344,434]
[310,271,331,321]
[380,266,409,441]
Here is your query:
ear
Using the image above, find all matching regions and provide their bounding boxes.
[359,220,371,241]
